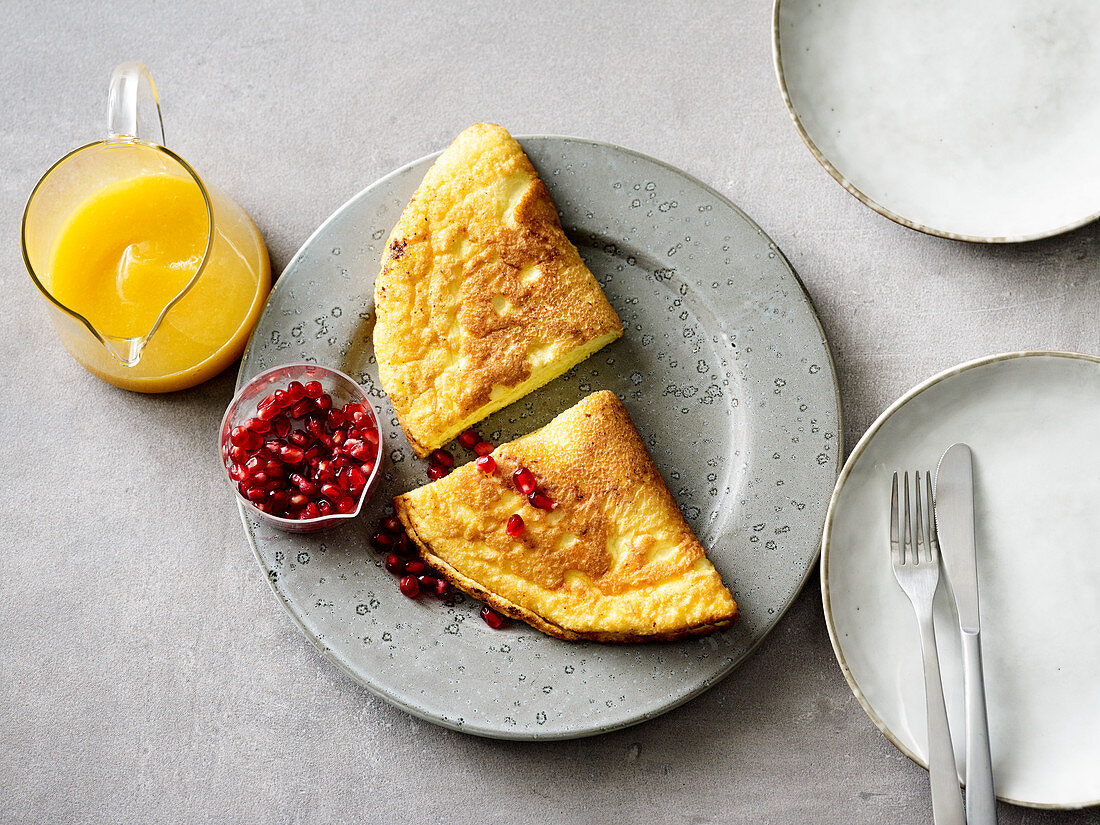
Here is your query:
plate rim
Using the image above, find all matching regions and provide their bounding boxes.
[770,0,1100,244]
[236,133,843,740]
[819,349,1100,809]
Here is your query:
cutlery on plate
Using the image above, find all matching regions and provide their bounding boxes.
[936,443,997,825]
[891,471,965,825]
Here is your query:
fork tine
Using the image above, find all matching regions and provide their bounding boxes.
[890,472,900,565]
[903,471,912,565]
[925,470,938,563]
[914,470,924,564]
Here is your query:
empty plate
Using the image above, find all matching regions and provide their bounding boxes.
[774,0,1100,241]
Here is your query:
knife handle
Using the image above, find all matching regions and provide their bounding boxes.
[962,631,997,825]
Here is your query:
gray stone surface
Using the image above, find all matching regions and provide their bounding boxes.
[3,2,1097,823]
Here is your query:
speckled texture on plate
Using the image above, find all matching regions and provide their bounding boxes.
[235,136,841,739]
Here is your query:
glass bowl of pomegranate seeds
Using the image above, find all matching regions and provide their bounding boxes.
[219,363,383,533]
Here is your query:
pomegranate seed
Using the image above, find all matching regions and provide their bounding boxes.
[473,441,494,457]
[352,411,373,428]
[245,487,266,503]
[290,474,317,495]
[433,578,449,598]
[321,483,342,501]
[344,467,366,491]
[280,445,305,464]
[290,399,314,419]
[302,502,320,519]
[394,534,413,556]
[264,439,282,453]
[289,493,309,509]
[306,416,325,438]
[385,554,404,574]
[244,417,270,434]
[458,429,480,449]
[316,393,332,412]
[257,402,282,422]
[405,560,427,576]
[327,410,345,428]
[343,402,365,416]
[303,380,323,399]
[399,576,420,598]
[513,467,536,495]
[244,455,263,474]
[475,455,496,473]
[258,393,278,410]
[273,390,289,408]
[430,449,454,468]
[363,429,379,446]
[229,426,250,447]
[251,471,269,486]
[528,490,556,511]
[371,531,395,551]
[288,430,309,447]
[427,464,449,480]
[480,606,506,629]
[286,380,305,401]
[335,496,356,514]
[229,463,248,482]
[332,430,346,447]
[418,575,438,592]
[381,516,403,534]
[317,500,334,516]
[268,490,289,511]
[228,444,247,463]
[506,514,525,536]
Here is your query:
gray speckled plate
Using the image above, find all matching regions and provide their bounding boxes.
[235,136,840,739]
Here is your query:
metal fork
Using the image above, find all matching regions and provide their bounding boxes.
[891,471,965,825]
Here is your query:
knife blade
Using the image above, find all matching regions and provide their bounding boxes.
[936,444,980,633]
[935,443,997,825]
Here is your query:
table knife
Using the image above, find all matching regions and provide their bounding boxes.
[935,443,997,825]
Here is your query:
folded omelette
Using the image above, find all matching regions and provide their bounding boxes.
[394,391,738,642]
[373,123,622,457]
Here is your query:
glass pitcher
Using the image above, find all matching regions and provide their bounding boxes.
[21,62,270,393]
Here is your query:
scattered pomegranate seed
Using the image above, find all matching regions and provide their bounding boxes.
[506,514,525,536]
[418,575,439,592]
[433,578,449,598]
[473,441,494,457]
[481,606,506,629]
[427,464,449,480]
[399,575,420,598]
[405,560,427,577]
[382,516,402,534]
[475,455,496,473]
[513,467,536,495]
[371,531,395,551]
[528,490,557,511]
[385,554,404,574]
[430,449,455,468]
[458,429,480,449]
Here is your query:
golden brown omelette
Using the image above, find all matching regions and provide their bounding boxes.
[373,123,623,457]
[393,391,739,642]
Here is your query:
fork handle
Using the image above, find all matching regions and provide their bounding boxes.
[962,631,997,825]
[917,612,966,825]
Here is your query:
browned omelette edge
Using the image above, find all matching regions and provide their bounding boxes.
[392,496,740,643]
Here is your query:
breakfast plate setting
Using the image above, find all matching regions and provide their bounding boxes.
[233,132,841,739]
[18,5,1100,816]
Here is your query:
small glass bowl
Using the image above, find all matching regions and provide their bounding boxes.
[219,363,384,533]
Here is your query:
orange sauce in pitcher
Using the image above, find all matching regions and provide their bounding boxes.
[45,171,269,392]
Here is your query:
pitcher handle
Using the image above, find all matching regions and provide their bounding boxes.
[107,61,166,144]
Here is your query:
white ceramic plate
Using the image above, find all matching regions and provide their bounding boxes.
[823,351,1100,808]
[236,136,841,739]
[774,0,1100,242]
